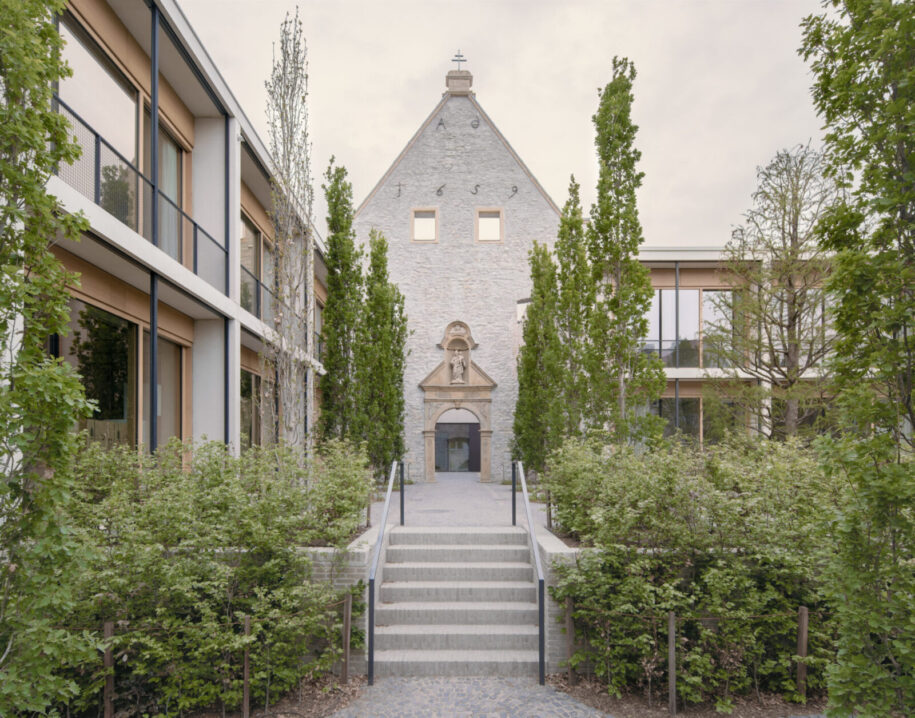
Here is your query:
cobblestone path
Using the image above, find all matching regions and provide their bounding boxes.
[327,676,608,717]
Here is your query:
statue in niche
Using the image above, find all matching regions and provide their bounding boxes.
[450,351,466,384]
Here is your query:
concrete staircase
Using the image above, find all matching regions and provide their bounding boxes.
[373,525,540,677]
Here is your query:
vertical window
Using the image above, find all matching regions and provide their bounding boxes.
[660,289,677,367]
[644,289,700,367]
[476,209,503,242]
[315,302,324,359]
[412,209,437,242]
[143,332,182,450]
[240,214,261,315]
[677,289,700,367]
[56,298,138,447]
[144,111,184,262]
[658,398,700,439]
[702,290,733,368]
[240,369,261,452]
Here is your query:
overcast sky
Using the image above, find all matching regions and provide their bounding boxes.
[178,0,825,248]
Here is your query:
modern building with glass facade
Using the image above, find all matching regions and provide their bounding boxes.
[50,0,326,453]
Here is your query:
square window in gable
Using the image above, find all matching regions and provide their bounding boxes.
[476,209,503,242]
[412,209,437,242]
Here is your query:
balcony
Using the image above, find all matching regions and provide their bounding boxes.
[55,96,227,295]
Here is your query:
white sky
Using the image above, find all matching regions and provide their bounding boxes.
[178,0,825,248]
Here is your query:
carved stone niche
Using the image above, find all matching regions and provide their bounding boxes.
[439,321,476,385]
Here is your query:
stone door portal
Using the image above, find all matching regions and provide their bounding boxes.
[419,322,496,481]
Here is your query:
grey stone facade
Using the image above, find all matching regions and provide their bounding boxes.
[354,72,559,481]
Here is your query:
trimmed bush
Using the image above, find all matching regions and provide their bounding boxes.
[59,438,371,716]
[547,435,840,710]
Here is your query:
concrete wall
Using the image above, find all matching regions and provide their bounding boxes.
[355,92,559,482]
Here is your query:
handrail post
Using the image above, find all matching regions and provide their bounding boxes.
[511,461,516,526]
[193,224,198,274]
[399,461,404,526]
[368,578,375,685]
[538,576,545,685]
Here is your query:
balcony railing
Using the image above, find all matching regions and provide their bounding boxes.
[240,265,276,326]
[55,96,227,295]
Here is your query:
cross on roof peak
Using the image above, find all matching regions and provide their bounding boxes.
[451,50,466,71]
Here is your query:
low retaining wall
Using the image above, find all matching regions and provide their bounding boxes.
[535,524,580,674]
[303,523,389,675]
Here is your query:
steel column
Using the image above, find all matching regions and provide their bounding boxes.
[149,273,159,452]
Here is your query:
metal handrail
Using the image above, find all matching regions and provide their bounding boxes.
[367,460,404,685]
[513,461,545,685]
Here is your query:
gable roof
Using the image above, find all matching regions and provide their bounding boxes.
[355,91,560,216]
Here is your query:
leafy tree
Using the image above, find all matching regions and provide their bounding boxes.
[801,1,915,713]
[586,57,664,441]
[704,144,840,439]
[319,157,363,441]
[353,230,407,481]
[0,0,95,710]
[264,8,315,451]
[554,176,596,438]
[513,242,562,474]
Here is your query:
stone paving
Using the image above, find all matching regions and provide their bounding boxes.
[327,676,608,717]
[369,471,548,529]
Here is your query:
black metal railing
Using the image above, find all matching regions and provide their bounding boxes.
[55,96,227,295]
[512,461,545,685]
[368,460,404,686]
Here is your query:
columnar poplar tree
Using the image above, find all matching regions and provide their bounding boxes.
[265,8,315,451]
[802,2,915,712]
[586,57,664,441]
[353,230,407,481]
[554,176,596,438]
[513,242,562,474]
[318,157,362,440]
[0,0,95,709]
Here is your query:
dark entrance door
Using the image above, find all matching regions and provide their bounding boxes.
[434,422,481,472]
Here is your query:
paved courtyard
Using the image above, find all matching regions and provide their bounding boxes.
[369,471,548,528]
[327,676,607,717]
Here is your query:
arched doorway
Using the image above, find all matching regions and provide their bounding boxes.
[434,408,481,472]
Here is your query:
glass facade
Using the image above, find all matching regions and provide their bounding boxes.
[645,289,700,367]
[240,214,260,314]
[240,369,261,452]
[701,289,733,368]
[142,331,182,450]
[658,397,700,439]
[57,298,138,447]
[143,113,184,262]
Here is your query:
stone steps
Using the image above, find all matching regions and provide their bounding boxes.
[374,624,538,651]
[371,649,540,678]
[373,526,540,677]
[383,561,533,582]
[380,580,537,603]
[386,544,531,564]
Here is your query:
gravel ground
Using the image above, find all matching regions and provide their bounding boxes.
[326,676,607,717]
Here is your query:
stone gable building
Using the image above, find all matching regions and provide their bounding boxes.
[354,69,560,482]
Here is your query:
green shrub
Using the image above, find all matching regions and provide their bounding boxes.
[548,434,840,709]
[58,438,369,716]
